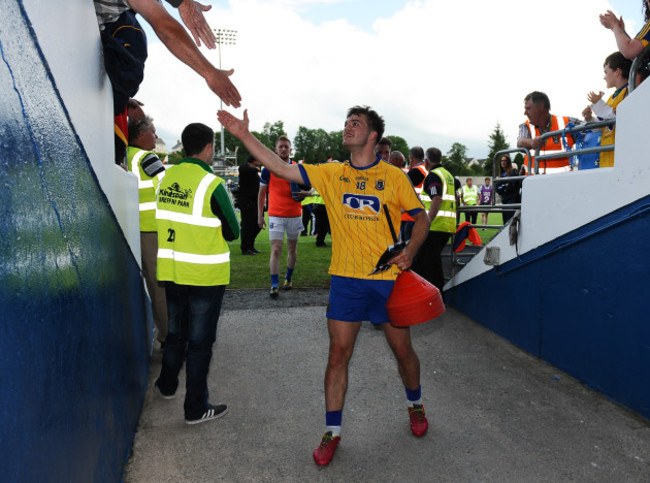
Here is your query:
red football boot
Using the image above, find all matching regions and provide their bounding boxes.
[313,431,340,466]
[408,404,428,437]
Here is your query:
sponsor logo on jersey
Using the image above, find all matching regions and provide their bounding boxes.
[342,193,380,221]
[339,175,351,183]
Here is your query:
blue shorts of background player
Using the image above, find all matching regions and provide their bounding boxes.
[326,276,395,325]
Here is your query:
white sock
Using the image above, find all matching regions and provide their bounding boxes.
[326,425,341,437]
[408,398,423,407]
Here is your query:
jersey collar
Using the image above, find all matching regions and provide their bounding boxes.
[349,154,382,170]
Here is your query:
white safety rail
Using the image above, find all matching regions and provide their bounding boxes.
[446,80,650,290]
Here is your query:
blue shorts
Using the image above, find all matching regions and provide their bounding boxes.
[326,276,395,325]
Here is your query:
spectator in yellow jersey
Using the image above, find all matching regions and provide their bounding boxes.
[600,1,650,60]
[218,106,430,467]
[582,52,632,168]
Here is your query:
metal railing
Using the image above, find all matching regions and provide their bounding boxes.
[534,119,615,174]
[449,46,650,277]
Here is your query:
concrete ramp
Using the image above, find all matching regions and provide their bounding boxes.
[125,293,649,481]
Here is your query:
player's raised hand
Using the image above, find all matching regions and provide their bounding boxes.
[217,108,250,138]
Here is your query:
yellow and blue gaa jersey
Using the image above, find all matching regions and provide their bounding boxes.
[299,157,424,281]
[636,19,650,48]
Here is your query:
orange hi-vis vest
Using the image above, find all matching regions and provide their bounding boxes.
[268,170,302,218]
[402,164,428,222]
[525,115,574,173]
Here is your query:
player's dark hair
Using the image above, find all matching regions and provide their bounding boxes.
[347,105,385,144]
[182,123,214,157]
[524,91,551,110]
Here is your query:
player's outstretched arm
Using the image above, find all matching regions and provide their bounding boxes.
[217,109,304,184]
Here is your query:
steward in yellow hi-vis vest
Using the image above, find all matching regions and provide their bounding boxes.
[412,148,457,291]
[153,123,239,425]
[127,145,165,232]
[154,159,238,286]
[428,166,457,234]
[127,116,167,345]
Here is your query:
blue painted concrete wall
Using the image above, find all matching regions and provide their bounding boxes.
[0,2,150,481]
[446,197,650,420]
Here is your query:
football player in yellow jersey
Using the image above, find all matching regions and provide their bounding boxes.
[218,105,430,466]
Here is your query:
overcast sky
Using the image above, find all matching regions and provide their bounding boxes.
[138,0,642,159]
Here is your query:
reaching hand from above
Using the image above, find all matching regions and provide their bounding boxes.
[206,68,241,108]
[178,0,217,49]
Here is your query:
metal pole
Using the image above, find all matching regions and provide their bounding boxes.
[218,41,224,158]
[212,29,237,162]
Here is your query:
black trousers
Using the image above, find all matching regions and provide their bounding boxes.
[412,231,451,292]
[464,210,478,225]
[239,199,261,252]
[301,204,314,236]
[313,204,330,245]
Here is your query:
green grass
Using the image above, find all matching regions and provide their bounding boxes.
[228,232,333,289]
[470,211,506,245]
[227,212,507,289]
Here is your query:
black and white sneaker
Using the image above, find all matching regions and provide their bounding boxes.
[153,381,175,400]
[185,404,229,425]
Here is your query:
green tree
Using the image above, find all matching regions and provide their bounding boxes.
[387,135,409,160]
[327,130,349,162]
[220,121,286,166]
[166,150,184,165]
[293,127,349,163]
[483,123,510,176]
[221,129,246,165]
[445,142,471,176]
[262,120,286,148]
